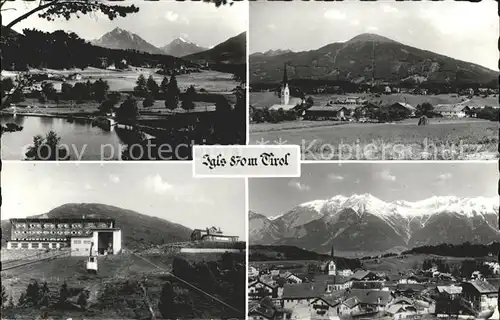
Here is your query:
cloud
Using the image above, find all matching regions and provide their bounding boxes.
[288,179,311,191]
[350,19,360,26]
[165,11,179,22]
[328,173,344,181]
[375,170,396,182]
[180,15,190,25]
[109,174,120,184]
[324,9,346,20]
[145,174,173,195]
[382,4,399,13]
[267,24,277,31]
[366,26,379,32]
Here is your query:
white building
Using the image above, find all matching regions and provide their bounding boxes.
[70,228,122,257]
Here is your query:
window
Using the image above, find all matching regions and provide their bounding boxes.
[75,248,79,251]
[21,243,29,249]
[42,243,50,249]
[74,240,82,244]
[10,243,18,248]
[51,243,57,248]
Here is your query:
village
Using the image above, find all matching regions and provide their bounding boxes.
[248,249,500,320]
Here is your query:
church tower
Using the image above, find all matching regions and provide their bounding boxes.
[327,246,337,276]
[281,63,290,105]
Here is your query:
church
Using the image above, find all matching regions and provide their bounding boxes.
[269,63,304,111]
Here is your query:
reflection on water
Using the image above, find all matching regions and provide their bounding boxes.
[1,115,126,160]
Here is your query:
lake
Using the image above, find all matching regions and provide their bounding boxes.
[1,115,126,160]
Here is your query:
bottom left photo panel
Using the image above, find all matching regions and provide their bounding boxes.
[1,162,247,320]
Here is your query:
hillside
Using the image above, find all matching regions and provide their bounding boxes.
[161,37,207,57]
[91,27,164,55]
[1,203,192,249]
[249,33,498,85]
[249,194,499,253]
[184,32,246,65]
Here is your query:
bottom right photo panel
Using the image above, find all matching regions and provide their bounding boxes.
[248,162,499,320]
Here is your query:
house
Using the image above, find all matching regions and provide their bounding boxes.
[386,304,417,319]
[338,269,354,277]
[395,283,425,297]
[249,266,259,279]
[461,280,498,312]
[345,289,392,313]
[339,297,361,316]
[281,282,327,309]
[303,105,349,120]
[310,295,342,318]
[248,298,277,320]
[350,270,383,282]
[388,102,416,117]
[398,275,428,284]
[434,104,470,118]
[436,285,462,299]
[314,274,352,292]
[285,273,304,284]
[351,281,384,290]
[249,279,276,300]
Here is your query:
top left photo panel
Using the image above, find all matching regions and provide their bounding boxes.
[1,0,247,161]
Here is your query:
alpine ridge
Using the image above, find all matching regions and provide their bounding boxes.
[249,33,498,84]
[249,194,499,253]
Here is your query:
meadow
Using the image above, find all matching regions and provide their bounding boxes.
[251,118,498,160]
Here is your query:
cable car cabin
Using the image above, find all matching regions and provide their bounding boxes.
[86,256,98,274]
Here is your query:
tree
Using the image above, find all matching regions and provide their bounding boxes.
[25,131,70,160]
[181,85,196,111]
[25,280,40,306]
[146,75,159,96]
[416,102,434,117]
[58,281,69,306]
[41,82,57,101]
[116,95,138,122]
[164,74,180,110]
[158,281,175,319]
[61,82,73,100]
[40,282,50,307]
[18,292,26,307]
[98,99,117,114]
[77,291,87,309]
[353,108,363,121]
[142,93,154,108]
[1,285,7,307]
[2,1,139,31]
[134,74,147,97]
[91,78,109,102]
[160,76,169,94]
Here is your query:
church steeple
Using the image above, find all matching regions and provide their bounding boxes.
[282,62,288,86]
[280,63,290,105]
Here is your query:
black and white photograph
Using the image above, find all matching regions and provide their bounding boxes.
[248,1,498,160]
[248,163,499,320]
[0,162,246,319]
[1,0,247,161]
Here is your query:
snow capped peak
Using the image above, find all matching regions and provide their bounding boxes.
[177,37,187,43]
[113,27,124,33]
[268,214,284,221]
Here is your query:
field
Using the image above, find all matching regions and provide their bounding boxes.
[1,250,245,319]
[251,118,498,160]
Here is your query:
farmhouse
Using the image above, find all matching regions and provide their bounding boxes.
[386,304,418,319]
[314,275,352,292]
[310,296,342,318]
[248,279,276,300]
[434,104,470,118]
[269,63,303,111]
[190,226,239,242]
[345,289,392,313]
[281,282,327,309]
[304,105,348,120]
[461,280,498,312]
[388,102,416,116]
[248,299,277,320]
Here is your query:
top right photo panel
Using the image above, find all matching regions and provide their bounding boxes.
[249,1,498,161]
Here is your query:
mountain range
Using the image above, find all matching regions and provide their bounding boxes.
[249,194,499,254]
[249,33,498,84]
[1,203,192,250]
[91,27,236,59]
[184,31,246,65]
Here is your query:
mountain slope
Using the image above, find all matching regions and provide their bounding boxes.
[249,33,498,84]
[249,194,499,253]
[91,27,163,55]
[183,32,246,65]
[161,37,207,57]
[1,203,192,249]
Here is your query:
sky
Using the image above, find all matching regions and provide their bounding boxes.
[1,162,246,239]
[250,1,498,71]
[249,162,498,217]
[2,0,248,48]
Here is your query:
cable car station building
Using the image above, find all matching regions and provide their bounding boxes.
[7,218,122,256]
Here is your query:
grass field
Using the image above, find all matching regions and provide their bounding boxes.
[251,118,498,160]
[8,67,239,93]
